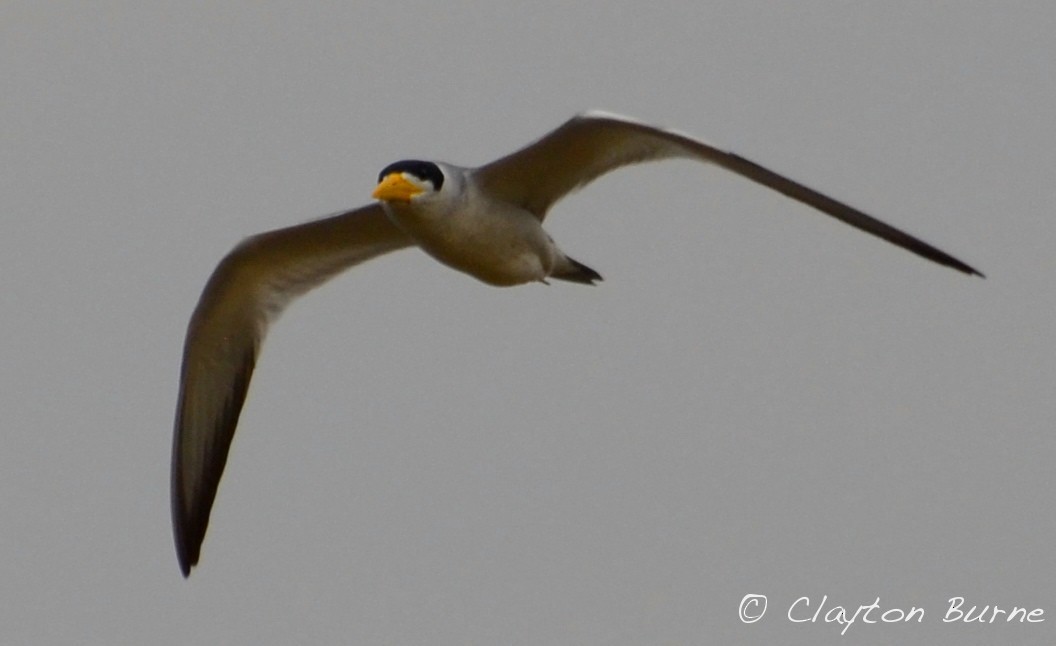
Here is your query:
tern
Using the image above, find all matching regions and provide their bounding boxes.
[171,111,982,576]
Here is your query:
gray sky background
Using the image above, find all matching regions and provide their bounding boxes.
[3,2,1054,644]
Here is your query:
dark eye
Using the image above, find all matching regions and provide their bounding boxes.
[377,160,444,191]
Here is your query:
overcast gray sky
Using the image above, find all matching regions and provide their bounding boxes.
[3,2,1054,644]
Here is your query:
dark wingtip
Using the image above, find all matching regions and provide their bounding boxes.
[171,335,257,580]
[172,504,200,578]
[939,255,985,279]
[175,536,196,578]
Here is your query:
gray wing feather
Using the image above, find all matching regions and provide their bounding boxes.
[171,204,411,576]
[475,112,981,276]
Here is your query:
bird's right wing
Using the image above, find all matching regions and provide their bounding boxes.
[171,203,411,576]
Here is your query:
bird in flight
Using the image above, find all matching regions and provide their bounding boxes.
[171,111,982,576]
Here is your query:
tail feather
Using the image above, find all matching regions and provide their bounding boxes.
[550,255,602,285]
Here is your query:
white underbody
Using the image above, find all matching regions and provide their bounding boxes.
[380,181,562,286]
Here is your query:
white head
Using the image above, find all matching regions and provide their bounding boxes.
[372,160,462,207]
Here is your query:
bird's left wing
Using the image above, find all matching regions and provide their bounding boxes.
[171,204,411,576]
[475,111,981,276]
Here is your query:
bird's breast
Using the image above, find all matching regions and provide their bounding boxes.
[381,201,553,286]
